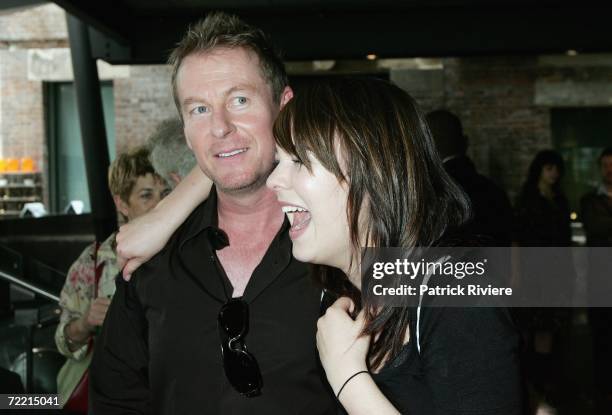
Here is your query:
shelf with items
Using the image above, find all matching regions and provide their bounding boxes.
[0,172,44,218]
[1,196,40,202]
[1,184,43,189]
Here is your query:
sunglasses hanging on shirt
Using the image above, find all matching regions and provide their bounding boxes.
[210,227,263,397]
[218,298,263,397]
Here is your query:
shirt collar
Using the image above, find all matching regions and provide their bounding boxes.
[174,186,293,303]
[178,186,226,250]
[97,232,117,263]
[177,187,291,253]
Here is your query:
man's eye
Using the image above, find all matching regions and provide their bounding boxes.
[232,96,248,106]
[291,159,303,166]
[191,106,208,115]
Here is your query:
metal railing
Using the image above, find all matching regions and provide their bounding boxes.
[0,269,59,303]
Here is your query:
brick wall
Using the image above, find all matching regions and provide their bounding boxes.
[0,3,67,174]
[113,65,176,153]
[392,56,555,202]
[0,49,46,167]
[1,3,611,209]
[443,57,552,202]
[0,4,67,45]
[0,4,176,182]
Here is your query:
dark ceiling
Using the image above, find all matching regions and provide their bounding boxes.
[51,0,612,64]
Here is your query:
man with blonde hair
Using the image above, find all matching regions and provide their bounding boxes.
[91,12,336,415]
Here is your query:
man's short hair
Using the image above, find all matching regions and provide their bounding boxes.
[600,146,612,162]
[148,118,196,187]
[169,11,288,117]
[426,109,468,159]
[108,147,158,203]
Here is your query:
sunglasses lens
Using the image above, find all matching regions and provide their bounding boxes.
[219,299,248,337]
[218,299,262,396]
[223,349,262,396]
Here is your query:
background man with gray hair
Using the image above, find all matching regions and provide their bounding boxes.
[147,118,197,188]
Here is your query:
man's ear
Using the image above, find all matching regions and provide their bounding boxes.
[279,86,294,109]
[113,194,130,218]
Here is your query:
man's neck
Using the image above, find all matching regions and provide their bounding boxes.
[216,186,283,231]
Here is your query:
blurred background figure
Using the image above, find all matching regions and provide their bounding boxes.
[54,147,168,412]
[147,118,197,188]
[427,109,513,246]
[582,147,612,414]
[514,149,575,414]
[515,150,571,247]
[581,146,612,246]
[0,366,24,393]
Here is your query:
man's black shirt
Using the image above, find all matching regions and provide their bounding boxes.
[90,190,336,414]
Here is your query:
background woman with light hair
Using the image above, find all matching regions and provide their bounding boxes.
[55,147,168,409]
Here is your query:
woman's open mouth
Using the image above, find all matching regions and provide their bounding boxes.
[281,204,311,239]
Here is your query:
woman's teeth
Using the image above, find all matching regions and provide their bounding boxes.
[281,206,308,213]
[281,206,311,228]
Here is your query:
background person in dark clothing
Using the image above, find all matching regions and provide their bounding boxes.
[581,147,612,247]
[582,147,612,414]
[514,149,574,413]
[426,110,513,246]
[514,149,574,301]
[0,366,24,393]
[515,150,572,248]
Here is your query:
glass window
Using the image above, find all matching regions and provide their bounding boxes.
[46,82,115,214]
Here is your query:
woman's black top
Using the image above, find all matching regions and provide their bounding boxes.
[322,290,523,415]
[371,306,522,414]
[323,232,523,414]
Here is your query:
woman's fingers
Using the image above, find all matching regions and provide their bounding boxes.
[330,296,355,314]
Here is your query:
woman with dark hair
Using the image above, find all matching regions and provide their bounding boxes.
[265,78,521,414]
[117,78,522,414]
[515,150,571,247]
[514,150,574,412]
[514,150,574,304]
